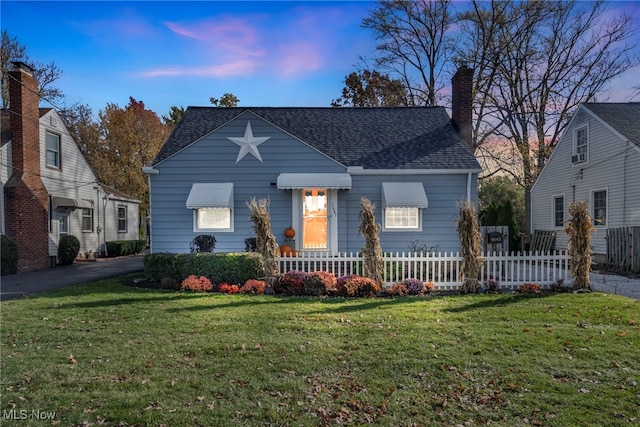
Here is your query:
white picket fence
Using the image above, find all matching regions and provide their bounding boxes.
[279,251,571,290]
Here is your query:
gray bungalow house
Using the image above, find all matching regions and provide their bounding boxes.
[144,67,481,254]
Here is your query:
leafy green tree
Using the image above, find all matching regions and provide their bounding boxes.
[163,105,185,129]
[479,176,524,251]
[332,70,408,107]
[210,93,239,107]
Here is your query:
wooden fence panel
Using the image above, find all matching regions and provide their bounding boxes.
[606,227,640,272]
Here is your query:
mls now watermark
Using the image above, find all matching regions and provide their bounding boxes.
[3,409,56,421]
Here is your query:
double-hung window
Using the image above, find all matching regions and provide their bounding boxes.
[573,125,588,164]
[46,132,61,168]
[592,190,607,226]
[82,208,94,232]
[117,206,127,232]
[553,195,564,228]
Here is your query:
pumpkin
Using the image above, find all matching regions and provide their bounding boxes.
[284,227,295,238]
[279,245,292,256]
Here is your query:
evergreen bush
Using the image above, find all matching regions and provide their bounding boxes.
[106,239,146,257]
[190,234,216,253]
[58,235,80,265]
[144,252,264,284]
[1,235,18,275]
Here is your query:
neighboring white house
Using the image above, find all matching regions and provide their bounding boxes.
[531,102,640,259]
[1,62,140,271]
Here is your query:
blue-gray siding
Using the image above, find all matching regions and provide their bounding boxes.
[149,115,478,254]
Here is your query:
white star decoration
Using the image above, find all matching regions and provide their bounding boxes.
[227,121,270,163]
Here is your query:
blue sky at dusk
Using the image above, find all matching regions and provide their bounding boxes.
[2,0,639,118]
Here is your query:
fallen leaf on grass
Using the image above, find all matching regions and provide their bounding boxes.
[68,354,77,364]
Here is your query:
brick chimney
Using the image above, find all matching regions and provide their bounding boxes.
[5,61,50,271]
[451,65,474,151]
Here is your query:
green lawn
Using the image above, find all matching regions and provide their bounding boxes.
[1,277,638,426]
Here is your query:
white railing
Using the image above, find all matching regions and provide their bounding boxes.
[279,251,572,290]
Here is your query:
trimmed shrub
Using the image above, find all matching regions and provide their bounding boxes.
[190,234,216,253]
[143,252,264,284]
[275,270,306,295]
[240,279,267,295]
[302,271,337,296]
[338,275,380,298]
[143,253,178,281]
[106,239,146,257]
[58,235,80,265]
[1,235,18,275]
[180,275,213,292]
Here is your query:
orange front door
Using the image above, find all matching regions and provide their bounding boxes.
[302,188,327,249]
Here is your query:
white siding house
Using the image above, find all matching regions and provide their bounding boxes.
[1,62,140,270]
[531,103,640,258]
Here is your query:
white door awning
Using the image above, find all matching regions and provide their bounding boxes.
[276,173,352,189]
[52,196,92,210]
[186,183,234,209]
[382,182,428,208]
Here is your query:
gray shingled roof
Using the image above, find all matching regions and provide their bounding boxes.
[152,107,481,170]
[1,108,54,146]
[583,103,640,147]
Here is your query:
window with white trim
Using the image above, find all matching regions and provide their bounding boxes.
[117,206,127,232]
[385,207,420,230]
[573,125,588,164]
[46,132,61,168]
[553,195,564,228]
[593,190,607,226]
[195,208,232,231]
[82,207,94,232]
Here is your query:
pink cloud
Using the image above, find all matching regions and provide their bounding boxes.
[165,18,264,56]
[277,42,323,74]
[138,59,258,78]
[138,5,359,79]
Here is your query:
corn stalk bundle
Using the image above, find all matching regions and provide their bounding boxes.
[358,197,383,286]
[247,198,279,278]
[457,200,484,293]
[566,200,593,291]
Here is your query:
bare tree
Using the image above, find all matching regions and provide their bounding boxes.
[1,30,64,108]
[457,0,639,229]
[362,0,455,106]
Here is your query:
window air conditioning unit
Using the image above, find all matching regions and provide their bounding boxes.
[571,155,579,163]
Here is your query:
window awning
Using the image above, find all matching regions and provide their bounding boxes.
[382,182,428,208]
[52,196,92,210]
[186,183,234,209]
[276,173,352,189]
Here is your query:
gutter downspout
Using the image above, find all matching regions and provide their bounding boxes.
[466,172,472,202]
[103,192,109,257]
[142,166,159,253]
